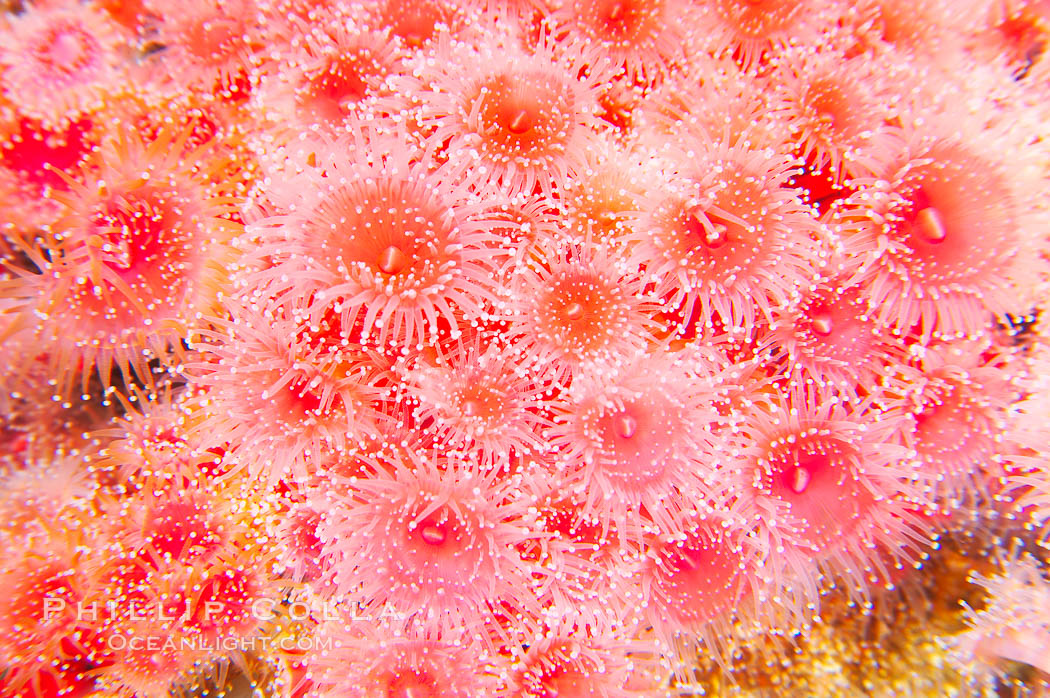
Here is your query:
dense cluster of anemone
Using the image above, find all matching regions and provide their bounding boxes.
[2,0,1050,697]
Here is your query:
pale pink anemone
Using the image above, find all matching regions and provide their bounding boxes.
[832,121,1040,341]
[408,35,611,196]
[523,471,650,635]
[847,0,982,62]
[966,0,1050,78]
[693,0,845,70]
[952,551,1050,683]
[318,452,547,646]
[187,293,390,484]
[900,337,1018,509]
[728,386,929,605]
[628,136,824,338]
[472,191,566,276]
[558,133,661,243]
[144,0,263,91]
[757,259,911,401]
[638,54,786,151]
[0,527,91,676]
[245,127,504,348]
[251,13,405,135]
[768,47,904,183]
[547,349,731,539]
[506,630,665,697]
[397,333,551,468]
[547,0,701,84]
[504,237,666,386]
[637,510,763,672]
[0,3,130,127]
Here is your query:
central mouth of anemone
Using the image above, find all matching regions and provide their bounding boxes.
[804,302,834,337]
[45,28,96,75]
[386,670,440,698]
[563,300,586,320]
[768,448,830,498]
[685,206,744,250]
[503,107,534,135]
[901,186,948,247]
[594,0,654,41]
[542,276,618,350]
[477,71,571,152]
[418,521,447,546]
[613,412,638,439]
[910,206,947,244]
[486,79,544,139]
[378,244,409,275]
[455,384,507,422]
[311,57,369,106]
[596,405,673,486]
[757,433,878,546]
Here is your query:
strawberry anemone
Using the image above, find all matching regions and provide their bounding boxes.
[903,341,1015,507]
[398,334,550,467]
[144,0,262,90]
[27,126,239,396]
[833,126,1035,340]
[250,131,502,348]
[415,38,607,195]
[639,55,783,151]
[524,472,648,633]
[0,453,95,538]
[697,0,840,69]
[629,138,822,337]
[0,3,129,127]
[953,552,1050,681]
[253,17,404,133]
[770,48,902,182]
[319,454,544,642]
[907,375,1008,506]
[972,0,1050,77]
[559,135,656,242]
[733,389,927,602]
[188,294,388,483]
[0,533,89,674]
[849,0,976,60]
[507,632,644,697]
[184,556,280,644]
[89,386,202,488]
[506,239,665,385]
[549,0,699,83]
[476,193,564,274]
[0,116,99,233]
[547,351,728,538]
[639,515,760,665]
[369,0,467,47]
[276,503,326,583]
[758,268,909,400]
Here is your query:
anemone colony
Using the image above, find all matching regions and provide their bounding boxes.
[3,0,1050,696]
